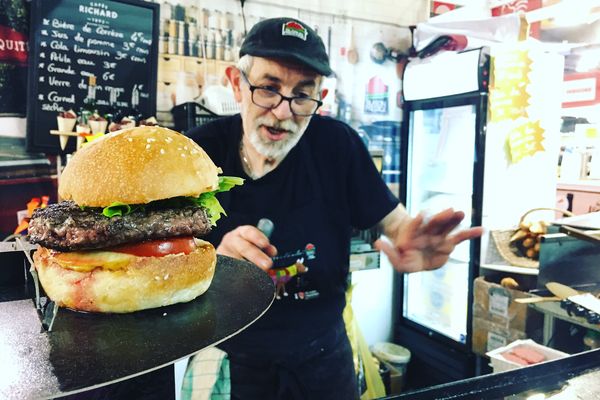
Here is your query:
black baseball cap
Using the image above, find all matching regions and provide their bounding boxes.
[239,17,332,76]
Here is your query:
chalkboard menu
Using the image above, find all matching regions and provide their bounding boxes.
[26,0,159,154]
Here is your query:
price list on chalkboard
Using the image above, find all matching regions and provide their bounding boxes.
[26,0,159,154]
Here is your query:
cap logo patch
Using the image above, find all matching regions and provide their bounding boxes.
[281,21,308,41]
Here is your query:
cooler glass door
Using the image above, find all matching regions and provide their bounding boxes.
[402,103,477,344]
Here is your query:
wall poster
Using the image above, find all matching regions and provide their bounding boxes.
[27,0,159,154]
[0,0,29,116]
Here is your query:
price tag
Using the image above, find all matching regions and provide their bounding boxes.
[487,331,508,352]
[489,292,510,318]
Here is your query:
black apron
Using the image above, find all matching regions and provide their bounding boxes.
[214,137,358,400]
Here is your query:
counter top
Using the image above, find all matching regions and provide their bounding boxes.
[530,300,600,336]
[391,348,600,399]
[557,179,600,192]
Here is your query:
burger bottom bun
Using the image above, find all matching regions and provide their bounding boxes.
[33,239,216,313]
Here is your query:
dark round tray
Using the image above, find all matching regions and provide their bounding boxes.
[0,255,274,399]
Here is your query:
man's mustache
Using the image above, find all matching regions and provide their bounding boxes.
[256,117,299,134]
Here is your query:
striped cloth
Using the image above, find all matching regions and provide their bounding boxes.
[181,347,231,400]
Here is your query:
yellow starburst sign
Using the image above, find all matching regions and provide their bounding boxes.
[490,86,531,121]
[507,120,545,163]
[489,49,533,123]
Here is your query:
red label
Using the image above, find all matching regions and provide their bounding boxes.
[0,25,29,65]
[367,76,387,94]
[285,21,304,31]
[365,76,389,115]
[432,1,457,15]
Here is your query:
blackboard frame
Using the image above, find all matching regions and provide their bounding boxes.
[26,0,159,155]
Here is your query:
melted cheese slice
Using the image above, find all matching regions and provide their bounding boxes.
[53,250,136,272]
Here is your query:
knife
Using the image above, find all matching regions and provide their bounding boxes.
[546,282,580,299]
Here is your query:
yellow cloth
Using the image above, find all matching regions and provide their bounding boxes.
[344,285,386,400]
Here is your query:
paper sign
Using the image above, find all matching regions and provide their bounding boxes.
[507,120,545,163]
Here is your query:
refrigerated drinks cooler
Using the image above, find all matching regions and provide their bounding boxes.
[395,47,490,386]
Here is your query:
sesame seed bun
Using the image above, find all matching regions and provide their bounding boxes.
[33,239,216,313]
[58,126,221,207]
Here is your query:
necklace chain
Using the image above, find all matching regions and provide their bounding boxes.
[239,141,276,180]
[240,142,254,178]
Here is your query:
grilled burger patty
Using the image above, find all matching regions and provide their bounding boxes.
[28,201,212,251]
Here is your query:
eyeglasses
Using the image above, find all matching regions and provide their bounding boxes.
[239,71,322,116]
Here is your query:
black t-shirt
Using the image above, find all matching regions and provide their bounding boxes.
[187,114,399,352]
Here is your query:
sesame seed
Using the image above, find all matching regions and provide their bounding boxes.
[160,148,165,154]
[154,276,160,280]
[181,153,186,157]
[127,138,133,142]
[147,138,156,143]
[165,137,173,143]
[164,274,169,280]
[145,144,151,150]
[184,146,188,150]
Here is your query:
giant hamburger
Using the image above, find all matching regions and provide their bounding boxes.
[28,126,241,313]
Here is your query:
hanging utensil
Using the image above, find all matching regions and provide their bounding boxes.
[347,23,358,65]
[370,42,388,64]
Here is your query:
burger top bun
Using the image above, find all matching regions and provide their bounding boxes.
[59,126,221,207]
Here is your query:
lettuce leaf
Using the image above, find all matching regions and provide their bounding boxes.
[100,176,243,225]
[217,176,245,192]
[102,202,132,217]
[190,176,244,225]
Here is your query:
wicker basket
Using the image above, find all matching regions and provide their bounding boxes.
[491,208,574,268]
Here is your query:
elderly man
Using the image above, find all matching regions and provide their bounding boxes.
[186,17,483,400]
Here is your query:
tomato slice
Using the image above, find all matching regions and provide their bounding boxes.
[111,237,196,257]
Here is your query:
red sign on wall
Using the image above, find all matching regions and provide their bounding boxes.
[431,1,457,16]
[0,25,28,66]
[364,76,389,115]
[562,72,600,108]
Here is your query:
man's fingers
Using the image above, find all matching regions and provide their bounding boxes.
[217,226,276,271]
[374,239,422,274]
[374,239,402,266]
[239,225,271,249]
[395,213,425,246]
[449,226,484,245]
[423,209,465,236]
[238,242,273,271]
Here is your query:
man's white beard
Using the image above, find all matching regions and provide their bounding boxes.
[248,115,311,161]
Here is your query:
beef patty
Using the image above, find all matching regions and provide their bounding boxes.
[28,201,212,251]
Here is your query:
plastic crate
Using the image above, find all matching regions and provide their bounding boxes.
[200,85,240,115]
[171,102,221,133]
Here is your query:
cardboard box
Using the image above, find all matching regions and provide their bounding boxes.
[486,339,569,373]
[472,276,543,356]
[473,317,529,355]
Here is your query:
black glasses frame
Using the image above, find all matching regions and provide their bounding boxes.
[239,70,323,116]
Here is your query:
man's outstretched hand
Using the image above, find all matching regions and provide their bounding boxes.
[375,208,484,273]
